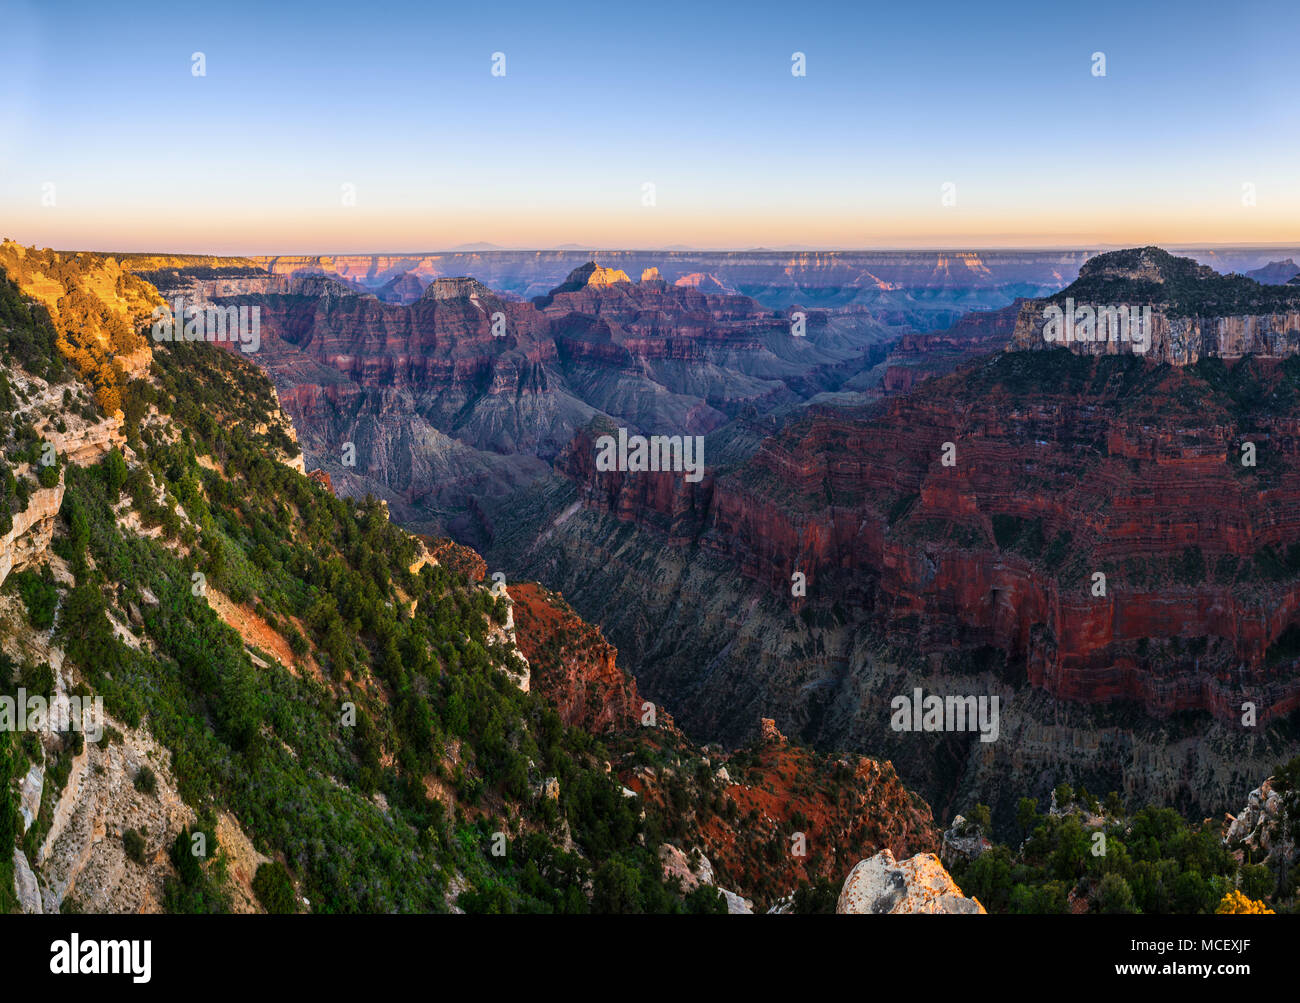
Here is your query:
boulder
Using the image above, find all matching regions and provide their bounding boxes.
[836,849,985,914]
[719,888,753,914]
[940,814,992,866]
[1224,779,1284,859]
[658,842,714,892]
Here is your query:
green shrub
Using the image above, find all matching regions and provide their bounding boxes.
[134,765,157,796]
[252,861,297,914]
[123,828,147,865]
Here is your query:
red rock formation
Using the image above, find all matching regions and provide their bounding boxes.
[506,581,640,733]
[558,350,1300,724]
[626,722,939,903]
[873,302,1024,397]
[420,536,487,583]
[1009,248,1300,365]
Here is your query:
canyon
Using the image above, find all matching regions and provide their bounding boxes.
[144,261,895,545]
[479,250,1300,830]
[251,246,1300,315]
[4,242,1299,913]
[0,247,958,915]
[131,245,1300,834]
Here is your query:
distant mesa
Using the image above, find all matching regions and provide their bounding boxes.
[422,276,495,301]
[536,262,632,303]
[578,262,632,288]
[376,272,427,303]
[639,266,662,283]
[673,271,735,295]
[1246,259,1300,285]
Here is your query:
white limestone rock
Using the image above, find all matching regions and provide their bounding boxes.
[12,848,43,914]
[836,849,986,915]
[658,843,715,892]
[720,888,753,914]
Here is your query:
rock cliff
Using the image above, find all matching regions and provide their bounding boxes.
[1010,247,1300,365]
[153,262,885,544]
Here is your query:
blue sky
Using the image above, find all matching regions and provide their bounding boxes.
[2,0,1297,251]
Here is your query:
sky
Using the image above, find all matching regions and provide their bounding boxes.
[2,0,1298,253]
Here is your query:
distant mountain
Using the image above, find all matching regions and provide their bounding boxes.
[1246,259,1300,284]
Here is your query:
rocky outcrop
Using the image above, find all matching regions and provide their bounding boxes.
[0,361,139,588]
[1010,247,1300,365]
[1012,299,1300,365]
[658,842,714,892]
[506,581,640,732]
[1224,779,1287,863]
[42,416,126,466]
[12,849,42,914]
[836,850,985,914]
[551,343,1300,727]
[35,723,201,914]
[0,477,62,589]
[656,844,753,913]
[422,536,488,582]
[18,762,44,833]
[940,815,992,866]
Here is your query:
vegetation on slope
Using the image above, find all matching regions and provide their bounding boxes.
[952,766,1300,914]
[0,272,706,912]
[0,241,158,412]
[1048,247,1300,319]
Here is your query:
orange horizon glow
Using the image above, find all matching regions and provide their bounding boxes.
[6,205,1299,257]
